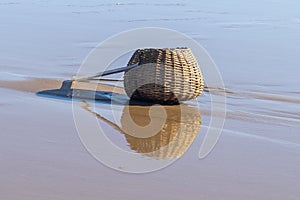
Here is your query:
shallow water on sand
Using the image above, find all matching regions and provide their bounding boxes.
[0,0,300,199]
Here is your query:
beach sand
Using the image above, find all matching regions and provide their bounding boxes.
[1,0,300,199]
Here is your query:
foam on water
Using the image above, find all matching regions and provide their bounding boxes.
[0,72,29,81]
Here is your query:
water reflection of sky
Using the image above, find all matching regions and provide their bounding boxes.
[1,0,299,86]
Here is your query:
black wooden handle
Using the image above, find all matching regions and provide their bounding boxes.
[73,63,139,81]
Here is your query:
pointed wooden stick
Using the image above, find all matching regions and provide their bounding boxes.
[72,63,139,82]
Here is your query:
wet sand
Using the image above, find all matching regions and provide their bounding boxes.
[1,0,300,199]
[1,85,299,200]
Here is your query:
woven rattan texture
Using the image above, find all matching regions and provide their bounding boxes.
[124,48,204,103]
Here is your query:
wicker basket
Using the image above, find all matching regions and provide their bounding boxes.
[121,105,201,159]
[124,48,204,104]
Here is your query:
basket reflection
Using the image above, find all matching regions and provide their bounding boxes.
[121,105,201,159]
